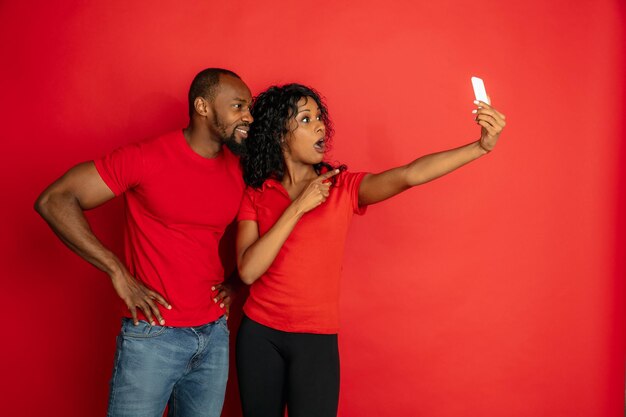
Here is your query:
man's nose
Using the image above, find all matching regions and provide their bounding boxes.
[242,109,254,124]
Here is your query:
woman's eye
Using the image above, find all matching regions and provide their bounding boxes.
[301,117,310,123]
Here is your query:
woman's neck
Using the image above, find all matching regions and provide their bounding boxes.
[282,158,317,186]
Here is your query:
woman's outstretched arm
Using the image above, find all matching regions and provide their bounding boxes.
[358,100,506,206]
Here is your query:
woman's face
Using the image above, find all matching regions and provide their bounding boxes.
[284,96,326,165]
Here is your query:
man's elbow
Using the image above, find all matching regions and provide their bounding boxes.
[34,190,52,218]
[34,187,71,221]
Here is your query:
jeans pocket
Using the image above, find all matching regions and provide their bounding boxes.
[121,318,168,339]
[216,316,230,335]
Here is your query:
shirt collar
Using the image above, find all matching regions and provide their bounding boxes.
[257,170,345,192]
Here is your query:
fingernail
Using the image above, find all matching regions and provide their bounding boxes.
[213,298,218,303]
[211,286,215,290]
[134,321,139,326]
[160,319,165,325]
[220,303,225,308]
[472,109,477,114]
[167,305,172,310]
[151,321,156,326]
[474,100,479,105]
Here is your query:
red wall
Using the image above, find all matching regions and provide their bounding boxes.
[1,1,624,416]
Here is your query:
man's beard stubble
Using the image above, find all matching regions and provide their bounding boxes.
[214,112,247,156]
[224,134,247,156]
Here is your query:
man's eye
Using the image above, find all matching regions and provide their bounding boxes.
[233,104,242,109]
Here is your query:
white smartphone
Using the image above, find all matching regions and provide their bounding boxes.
[471,76,490,104]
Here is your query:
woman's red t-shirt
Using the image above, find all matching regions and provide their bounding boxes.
[237,171,367,334]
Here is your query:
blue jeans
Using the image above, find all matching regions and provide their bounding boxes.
[107,316,230,417]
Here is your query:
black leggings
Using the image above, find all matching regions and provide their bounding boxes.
[236,315,340,417]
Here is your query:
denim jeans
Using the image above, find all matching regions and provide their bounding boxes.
[107,315,230,417]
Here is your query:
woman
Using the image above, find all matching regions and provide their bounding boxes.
[235,84,506,417]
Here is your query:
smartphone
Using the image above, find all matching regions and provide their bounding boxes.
[471,76,490,104]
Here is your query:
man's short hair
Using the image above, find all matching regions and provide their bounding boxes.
[188,68,241,117]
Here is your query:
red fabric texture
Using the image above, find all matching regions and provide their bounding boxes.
[94,130,245,326]
[238,171,367,334]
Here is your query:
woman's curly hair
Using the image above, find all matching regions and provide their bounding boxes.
[242,83,345,188]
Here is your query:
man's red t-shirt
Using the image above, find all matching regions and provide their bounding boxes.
[94,130,244,327]
[237,171,367,334]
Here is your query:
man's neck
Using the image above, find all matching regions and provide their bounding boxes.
[182,125,222,159]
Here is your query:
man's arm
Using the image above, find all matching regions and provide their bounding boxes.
[34,161,171,325]
[358,101,506,206]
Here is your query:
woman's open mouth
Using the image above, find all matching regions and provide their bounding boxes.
[314,138,325,153]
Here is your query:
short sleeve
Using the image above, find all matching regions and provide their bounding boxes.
[93,142,144,196]
[237,188,258,222]
[341,171,368,215]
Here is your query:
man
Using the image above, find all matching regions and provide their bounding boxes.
[34,68,253,417]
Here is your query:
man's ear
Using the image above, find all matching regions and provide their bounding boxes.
[194,97,210,117]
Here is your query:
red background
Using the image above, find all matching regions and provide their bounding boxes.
[1,1,624,416]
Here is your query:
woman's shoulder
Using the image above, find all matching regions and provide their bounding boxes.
[335,169,367,187]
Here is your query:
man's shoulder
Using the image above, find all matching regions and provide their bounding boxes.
[138,129,183,149]
[122,129,184,163]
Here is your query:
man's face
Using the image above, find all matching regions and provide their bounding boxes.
[210,75,253,155]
